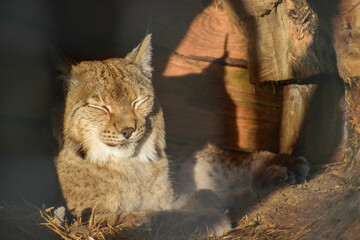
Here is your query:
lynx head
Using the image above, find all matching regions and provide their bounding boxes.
[55,35,159,163]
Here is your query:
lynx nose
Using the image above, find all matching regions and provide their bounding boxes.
[121,127,135,139]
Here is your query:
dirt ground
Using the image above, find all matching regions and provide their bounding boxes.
[216,161,360,240]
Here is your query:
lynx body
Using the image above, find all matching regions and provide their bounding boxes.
[55,35,174,218]
[54,35,309,236]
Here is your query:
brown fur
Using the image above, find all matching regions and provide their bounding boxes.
[177,143,310,218]
[54,35,231,236]
[54,34,309,237]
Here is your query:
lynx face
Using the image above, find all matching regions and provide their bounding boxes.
[60,35,157,163]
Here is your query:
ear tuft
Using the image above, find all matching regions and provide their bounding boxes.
[125,34,153,77]
[50,45,78,91]
[51,45,71,76]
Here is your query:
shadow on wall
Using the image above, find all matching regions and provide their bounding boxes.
[0,0,298,207]
[0,0,210,206]
[150,0,242,159]
[155,46,238,159]
[217,0,268,153]
[155,2,284,158]
[0,0,166,206]
[294,75,345,165]
[0,0,60,206]
[294,0,345,166]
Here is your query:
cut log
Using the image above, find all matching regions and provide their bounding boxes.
[306,0,360,175]
[344,82,360,180]
[170,4,247,64]
[322,0,360,177]
[297,77,345,164]
[332,0,360,83]
[279,84,315,155]
[221,0,336,82]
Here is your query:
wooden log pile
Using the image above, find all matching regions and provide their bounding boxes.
[331,0,360,179]
[219,0,359,178]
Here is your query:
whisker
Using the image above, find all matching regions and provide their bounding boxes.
[74,135,99,152]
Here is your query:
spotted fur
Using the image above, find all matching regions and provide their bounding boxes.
[54,35,308,236]
[54,35,231,236]
[177,143,310,212]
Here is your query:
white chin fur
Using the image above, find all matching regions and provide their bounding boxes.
[84,132,158,164]
[85,141,136,164]
[134,132,158,163]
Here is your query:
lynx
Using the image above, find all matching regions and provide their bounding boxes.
[53,34,309,237]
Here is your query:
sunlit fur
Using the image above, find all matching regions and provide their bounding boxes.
[177,143,310,212]
[54,35,309,237]
[54,35,231,236]
[55,34,174,217]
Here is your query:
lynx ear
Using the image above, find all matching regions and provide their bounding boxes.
[51,45,72,76]
[125,34,153,77]
[51,45,78,91]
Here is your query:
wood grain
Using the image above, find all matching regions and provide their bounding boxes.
[157,54,282,153]
[174,5,247,61]
[221,0,335,82]
[279,84,315,154]
[332,0,360,83]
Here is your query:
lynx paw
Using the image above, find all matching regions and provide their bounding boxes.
[256,165,289,187]
[205,212,232,236]
[178,208,231,236]
[287,156,309,184]
[94,211,151,227]
[52,206,66,226]
[186,209,231,236]
[256,156,309,187]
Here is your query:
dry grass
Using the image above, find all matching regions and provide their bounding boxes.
[40,208,152,240]
[1,160,358,240]
[215,216,296,240]
[38,208,306,240]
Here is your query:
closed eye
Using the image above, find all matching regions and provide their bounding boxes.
[88,104,111,112]
[132,96,150,110]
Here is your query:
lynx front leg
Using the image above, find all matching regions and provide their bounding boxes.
[170,189,232,236]
[148,208,231,237]
[94,211,154,227]
[96,205,231,237]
